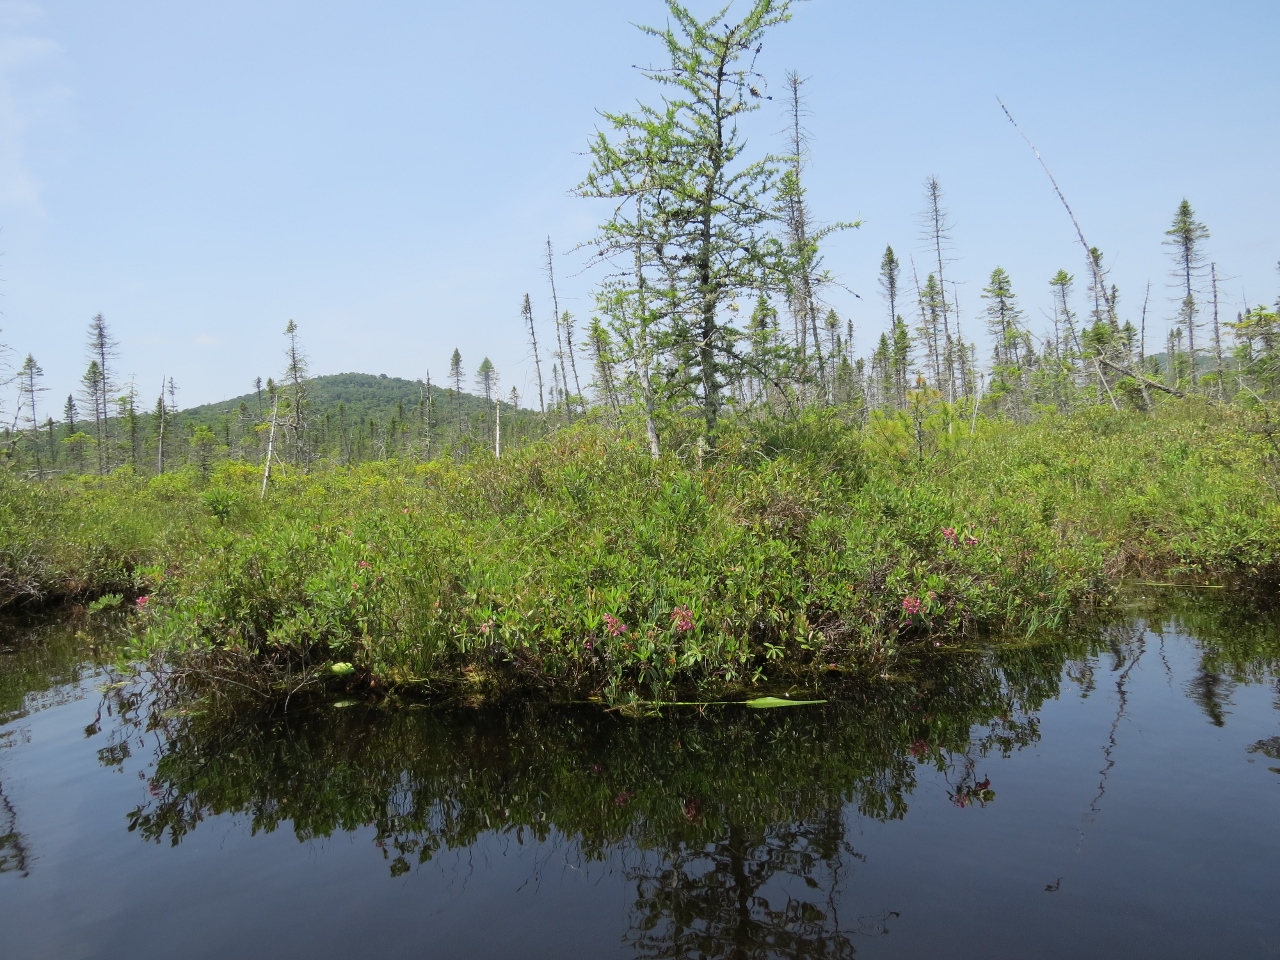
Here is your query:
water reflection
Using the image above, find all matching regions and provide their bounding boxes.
[0,749,29,877]
[1,614,120,879]
[88,635,1074,956]
[3,593,1279,957]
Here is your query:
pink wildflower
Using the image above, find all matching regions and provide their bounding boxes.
[136,595,150,608]
[941,527,958,546]
[358,561,370,569]
[603,613,628,637]
[671,605,695,633]
[902,596,923,616]
[964,535,979,547]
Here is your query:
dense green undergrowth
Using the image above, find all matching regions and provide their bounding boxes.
[2,402,1278,702]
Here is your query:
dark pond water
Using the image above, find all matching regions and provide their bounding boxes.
[2,595,1278,959]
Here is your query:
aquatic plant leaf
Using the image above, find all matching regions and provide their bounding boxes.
[742,697,826,709]
[329,662,355,677]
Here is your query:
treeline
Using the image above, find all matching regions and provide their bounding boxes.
[0,314,537,479]
[2,0,1279,482]
[557,1,1280,454]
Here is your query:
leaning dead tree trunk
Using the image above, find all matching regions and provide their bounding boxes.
[1096,357,1187,399]
[999,100,1118,327]
[260,391,280,500]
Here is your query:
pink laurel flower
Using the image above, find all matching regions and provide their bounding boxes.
[135,595,150,608]
[603,613,628,637]
[902,596,923,616]
[671,605,695,632]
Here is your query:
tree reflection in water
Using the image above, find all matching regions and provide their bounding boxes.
[86,597,1280,956]
[0,762,31,878]
[97,640,1063,955]
[623,812,862,959]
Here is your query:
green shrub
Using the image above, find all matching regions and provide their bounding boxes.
[3,403,1278,701]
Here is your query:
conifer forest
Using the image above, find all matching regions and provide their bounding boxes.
[0,0,1278,706]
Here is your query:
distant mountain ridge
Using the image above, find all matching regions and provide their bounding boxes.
[179,372,521,428]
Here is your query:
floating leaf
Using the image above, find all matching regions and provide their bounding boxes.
[742,696,826,709]
[329,662,356,677]
[330,699,360,709]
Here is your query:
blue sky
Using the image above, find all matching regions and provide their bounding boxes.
[0,0,1276,409]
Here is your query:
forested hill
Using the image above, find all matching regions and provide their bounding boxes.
[180,372,517,427]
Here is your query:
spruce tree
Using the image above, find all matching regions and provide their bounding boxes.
[448,349,464,395]
[118,381,140,468]
[522,295,546,414]
[921,178,957,399]
[917,273,945,390]
[871,333,893,409]
[981,267,1028,414]
[448,348,465,436]
[43,417,57,469]
[17,355,46,477]
[586,318,621,414]
[561,311,584,411]
[282,321,311,469]
[890,315,912,408]
[1209,263,1226,398]
[152,384,168,474]
[85,315,117,470]
[545,238,573,414]
[777,71,856,395]
[474,358,497,403]
[62,395,77,437]
[1164,199,1209,388]
[79,361,106,473]
[1049,270,1081,408]
[879,246,900,332]
[880,245,909,405]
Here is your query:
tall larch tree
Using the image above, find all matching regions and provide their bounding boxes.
[578,0,798,446]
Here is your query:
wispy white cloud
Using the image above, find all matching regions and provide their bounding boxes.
[0,1,68,211]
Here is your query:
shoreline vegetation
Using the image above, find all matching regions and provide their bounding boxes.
[2,402,1278,705]
[2,2,1279,708]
